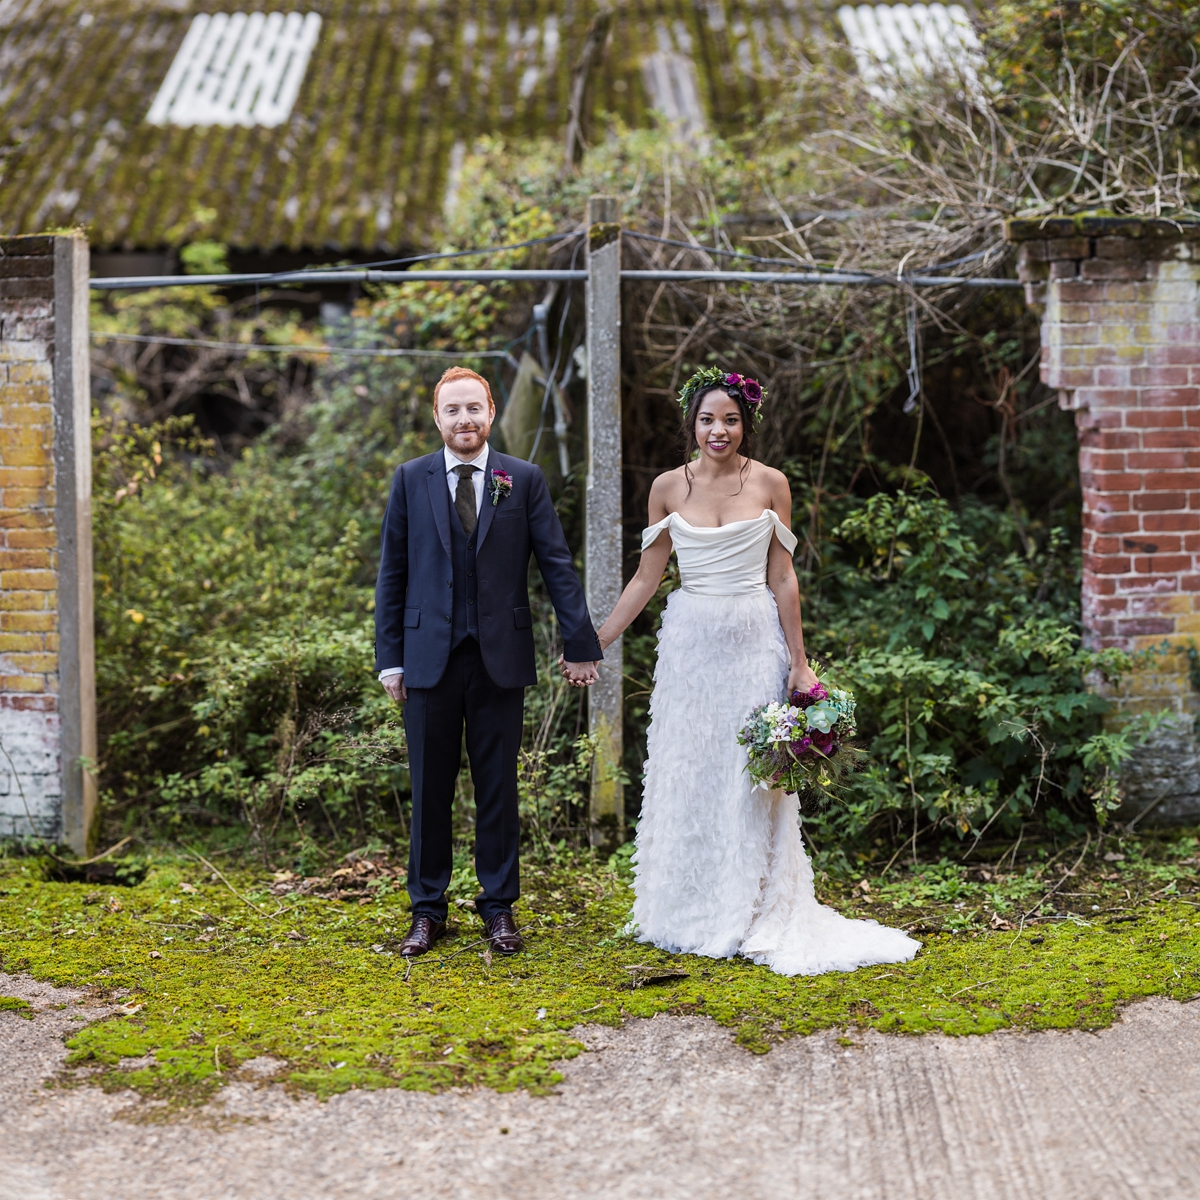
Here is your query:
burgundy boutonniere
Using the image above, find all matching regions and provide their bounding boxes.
[490,468,513,506]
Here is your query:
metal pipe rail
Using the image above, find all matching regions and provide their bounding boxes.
[623,270,1022,288]
[89,268,1021,290]
[89,269,588,288]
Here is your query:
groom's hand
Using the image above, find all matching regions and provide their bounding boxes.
[559,656,598,687]
[382,675,407,703]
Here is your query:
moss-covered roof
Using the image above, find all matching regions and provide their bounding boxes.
[0,0,834,252]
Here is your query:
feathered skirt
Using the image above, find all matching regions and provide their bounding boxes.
[631,587,920,976]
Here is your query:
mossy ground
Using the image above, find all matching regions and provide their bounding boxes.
[1,830,1198,1110]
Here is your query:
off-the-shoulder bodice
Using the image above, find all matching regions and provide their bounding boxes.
[641,509,798,597]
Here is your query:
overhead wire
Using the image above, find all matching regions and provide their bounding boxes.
[627,230,846,269]
[288,230,584,275]
[89,331,518,361]
[90,232,586,291]
[626,230,1009,276]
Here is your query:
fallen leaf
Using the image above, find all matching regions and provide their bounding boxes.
[148,951,162,960]
[621,964,690,987]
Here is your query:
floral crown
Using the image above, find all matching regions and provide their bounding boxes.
[677,366,766,422]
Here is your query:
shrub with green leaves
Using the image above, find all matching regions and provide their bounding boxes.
[799,486,1149,866]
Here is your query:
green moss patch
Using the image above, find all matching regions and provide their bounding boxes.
[1,835,1198,1108]
[0,995,33,1018]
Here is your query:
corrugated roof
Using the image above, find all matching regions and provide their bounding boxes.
[0,0,833,252]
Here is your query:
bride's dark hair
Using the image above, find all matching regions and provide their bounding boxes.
[682,382,755,495]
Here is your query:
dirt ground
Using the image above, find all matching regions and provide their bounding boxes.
[2,970,1198,1200]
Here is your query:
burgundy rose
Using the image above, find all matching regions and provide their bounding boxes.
[811,730,836,754]
[742,377,763,403]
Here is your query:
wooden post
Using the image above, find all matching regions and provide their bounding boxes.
[585,195,624,850]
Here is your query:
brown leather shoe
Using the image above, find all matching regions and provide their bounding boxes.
[399,915,446,957]
[483,910,524,955]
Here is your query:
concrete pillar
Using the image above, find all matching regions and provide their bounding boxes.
[585,195,624,848]
[0,233,96,853]
[1011,216,1200,823]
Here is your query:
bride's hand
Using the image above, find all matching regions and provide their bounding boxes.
[787,661,820,699]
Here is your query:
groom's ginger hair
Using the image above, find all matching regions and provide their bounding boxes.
[433,366,493,412]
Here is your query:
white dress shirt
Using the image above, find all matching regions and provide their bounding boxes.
[441,440,489,513]
[379,442,491,681]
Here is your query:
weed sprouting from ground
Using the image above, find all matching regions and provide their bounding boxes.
[1,832,1197,1110]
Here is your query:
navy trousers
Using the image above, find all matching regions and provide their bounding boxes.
[403,637,524,923]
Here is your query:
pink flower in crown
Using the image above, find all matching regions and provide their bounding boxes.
[490,468,513,506]
[725,372,744,388]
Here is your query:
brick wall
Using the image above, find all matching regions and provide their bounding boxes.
[0,234,94,849]
[1012,217,1200,822]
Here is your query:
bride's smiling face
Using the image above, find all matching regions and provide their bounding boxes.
[694,391,744,463]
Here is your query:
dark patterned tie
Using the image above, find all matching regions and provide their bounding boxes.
[453,463,477,536]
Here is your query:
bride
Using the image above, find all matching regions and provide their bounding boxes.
[582,368,919,977]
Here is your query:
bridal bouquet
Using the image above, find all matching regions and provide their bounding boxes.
[737,672,863,808]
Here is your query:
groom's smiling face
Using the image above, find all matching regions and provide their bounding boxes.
[435,378,494,459]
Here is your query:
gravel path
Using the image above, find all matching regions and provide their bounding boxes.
[2,970,1198,1200]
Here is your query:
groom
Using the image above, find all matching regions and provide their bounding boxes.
[375,366,602,958]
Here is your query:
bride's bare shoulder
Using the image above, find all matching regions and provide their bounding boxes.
[650,467,689,507]
[747,459,788,489]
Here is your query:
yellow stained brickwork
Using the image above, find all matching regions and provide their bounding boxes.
[0,237,59,710]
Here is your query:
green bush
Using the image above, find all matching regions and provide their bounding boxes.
[800,486,1149,868]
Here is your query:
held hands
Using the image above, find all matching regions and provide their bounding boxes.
[382,675,408,703]
[557,655,599,687]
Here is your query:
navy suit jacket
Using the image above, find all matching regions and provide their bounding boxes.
[374,447,603,689]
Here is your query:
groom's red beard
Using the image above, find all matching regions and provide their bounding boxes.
[443,423,490,455]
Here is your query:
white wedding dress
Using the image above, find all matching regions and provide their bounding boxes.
[632,509,920,976]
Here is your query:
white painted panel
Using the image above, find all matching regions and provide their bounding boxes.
[0,707,61,840]
[837,3,984,96]
[145,13,212,125]
[146,10,322,128]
